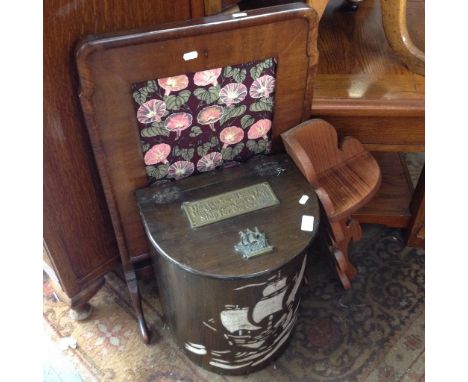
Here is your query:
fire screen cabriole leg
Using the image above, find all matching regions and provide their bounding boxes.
[125,269,150,344]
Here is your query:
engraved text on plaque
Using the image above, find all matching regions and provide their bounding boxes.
[182,182,280,228]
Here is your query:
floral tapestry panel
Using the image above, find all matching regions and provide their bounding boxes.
[131,58,278,184]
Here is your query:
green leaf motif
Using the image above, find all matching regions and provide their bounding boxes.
[221,147,231,160]
[180,148,195,161]
[247,139,269,154]
[250,97,274,112]
[189,126,203,138]
[223,66,234,77]
[141,142,150,152]
[164,95,177,110]
[194,88,207,101]
[146,80,157,92]
[221,142,244,160]
[219,105,247,125]
[241,115,255,129]
[133,81,159,105]
[141,122,170,137]
[197,141,213,157]
[232,68,247,83]
[133,88,149,105]
[193,86,219,104]
[232,142,245,157]
[210,135,219,146]
[165,90,191,110]
[250,59,274,80]
[262,58,273,69]
[179,90,191,99]
[146,164,169,180]
[173,146,181,157]
[250,65,264,81]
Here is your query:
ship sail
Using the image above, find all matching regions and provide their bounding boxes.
[251,276,288,323]
[220,308,262,333]
[252,290,286,323]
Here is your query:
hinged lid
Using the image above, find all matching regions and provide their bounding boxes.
[76,4,319,263]
[136,154,319,278]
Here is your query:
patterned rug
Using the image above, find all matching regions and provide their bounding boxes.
[43,224,424,381]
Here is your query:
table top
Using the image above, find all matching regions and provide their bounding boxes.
[136,154,320,278]
[314,0,424,102]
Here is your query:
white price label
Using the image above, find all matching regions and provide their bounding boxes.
[301,215,315,232]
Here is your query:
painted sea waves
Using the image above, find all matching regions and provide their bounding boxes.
[131,58,278,184]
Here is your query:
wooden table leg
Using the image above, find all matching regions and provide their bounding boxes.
[406,166,425,247]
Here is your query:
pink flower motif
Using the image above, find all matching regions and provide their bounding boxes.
[136,99,167,124]
[197,152,223,172]
[144,143,171,165]
[96,323,122,348]
[249,75,276,98]
[165,112,193,139]
[167,161,195,180]
[85,320,132,355]
[220,126,244,149]
[247,119,272,140]
[194,68,222,87]
[219,83,248,107]
[197,105,224,132]
[158,75,189,96]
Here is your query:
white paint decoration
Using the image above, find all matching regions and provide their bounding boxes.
[301,215,315,232]
[286,255,307,306]
[202,321,217,332]
[183,255,308,371]
[252,287,286,323]
[209,361,250,370]
[220,308,262,333]
[185,342,207,355]
[262,277,286,296]
[234,282,266,291]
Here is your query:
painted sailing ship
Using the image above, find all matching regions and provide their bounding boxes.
[184,256,307,370]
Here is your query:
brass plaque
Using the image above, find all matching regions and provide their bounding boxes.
[182,182,280,228]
